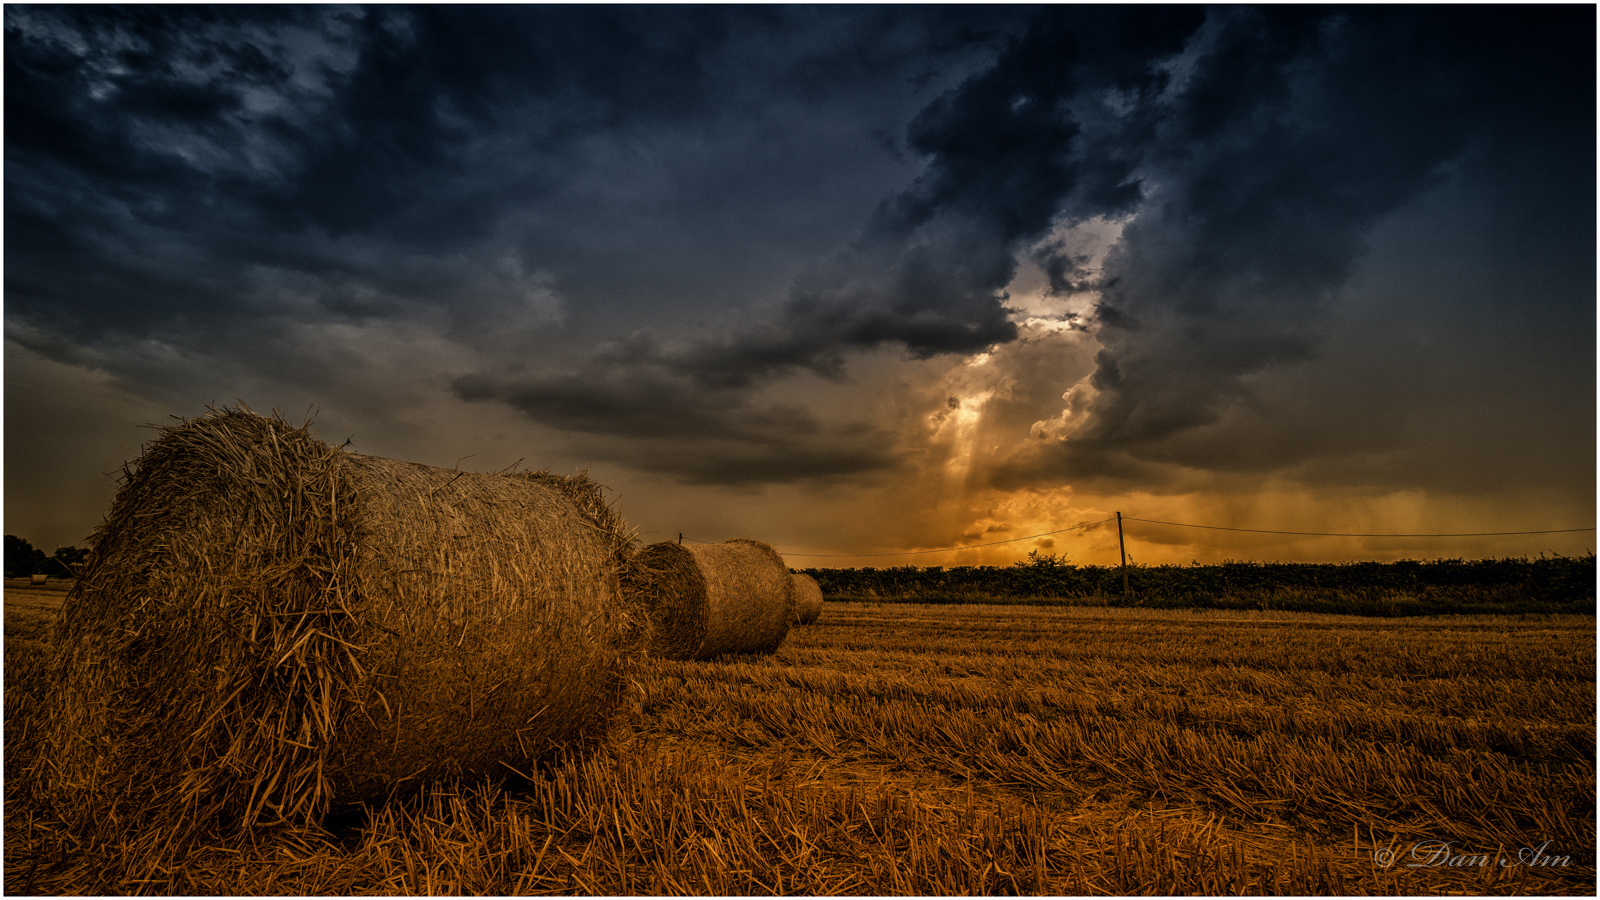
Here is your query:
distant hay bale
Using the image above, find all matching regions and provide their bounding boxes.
[792,573,824,625]
[623,539,795,660]
[35,406,647,848]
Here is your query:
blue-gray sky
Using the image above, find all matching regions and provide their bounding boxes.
[6,5,1594,564]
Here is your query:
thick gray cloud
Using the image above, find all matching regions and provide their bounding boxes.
[5,6,1033,489]
[5,5,1019,340]
[453,8,1205,479]
[465,6,1594,495]
[992,5,1595,486]
[453,333,895,486]
[604,8,1206,381]
[5,4,1593,526]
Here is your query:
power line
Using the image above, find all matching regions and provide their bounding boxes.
[1121,517,1597,538]
[678,515,1593,559]
[770,517,1117,558]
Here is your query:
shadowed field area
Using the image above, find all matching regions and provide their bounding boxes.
[3,579,69,632]
[6,585,1594,895]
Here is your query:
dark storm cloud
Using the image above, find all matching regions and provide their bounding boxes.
[10,5,1591,495]
[662,7,1206,379]
[453,333,894,486]
[9,5,1061,487]
[457,7,1208,477]
[4,4,1020,341]
[6,6,365,330]
[995,5,1596,486]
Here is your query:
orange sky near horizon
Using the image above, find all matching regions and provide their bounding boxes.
[6,332,1593,569]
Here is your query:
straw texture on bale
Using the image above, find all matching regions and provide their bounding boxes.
[791,573,824,625]
[35,406,647,848]
[622,539,795,660]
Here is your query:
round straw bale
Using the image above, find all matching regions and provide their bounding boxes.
[36,406,647,842]
[622,538,795,660]
[791,573,824,625]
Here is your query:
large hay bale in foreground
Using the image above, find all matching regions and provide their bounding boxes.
[624,539,795,660]
[36,407,646,844]
[792,573,824,625]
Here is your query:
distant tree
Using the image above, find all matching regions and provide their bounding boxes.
[4,534,47,578]
[1013,549,1072,569]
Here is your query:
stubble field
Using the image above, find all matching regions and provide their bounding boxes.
[5,581,1595,895]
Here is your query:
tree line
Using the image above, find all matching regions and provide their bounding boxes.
[800,551,1597,617]
[5,535,88,578]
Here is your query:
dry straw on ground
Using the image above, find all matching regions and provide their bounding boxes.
[30,406,647,862]
[623,539,795,660]
[792,573,824,625]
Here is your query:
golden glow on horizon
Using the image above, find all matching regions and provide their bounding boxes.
[766,479,1595,570]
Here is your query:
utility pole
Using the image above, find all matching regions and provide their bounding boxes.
[1116,511,1129,595]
